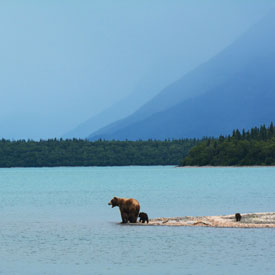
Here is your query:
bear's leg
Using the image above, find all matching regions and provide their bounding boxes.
[121,212,128,223]
[129,215,137,223]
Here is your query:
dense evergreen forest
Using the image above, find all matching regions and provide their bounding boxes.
[0,139,198,167]
[180,123,275,166]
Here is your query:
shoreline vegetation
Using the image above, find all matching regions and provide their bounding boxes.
[133,212,275,228]
[1,123,275,168]
[0,139,197,168]
[180,123,275,167]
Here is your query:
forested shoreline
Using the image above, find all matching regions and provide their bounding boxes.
[180,123,275,166]
[0,139,197,167]
[2,123,275,168]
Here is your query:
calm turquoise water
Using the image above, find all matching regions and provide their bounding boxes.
[0,166,275,274]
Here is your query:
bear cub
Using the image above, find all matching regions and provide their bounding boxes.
[139,212,149,223]
[235,213,242,222]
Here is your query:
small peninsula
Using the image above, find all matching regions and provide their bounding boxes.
[134,212,275,228]
[180,123,275,167]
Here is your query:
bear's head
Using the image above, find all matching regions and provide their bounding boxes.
[108,196,119,208]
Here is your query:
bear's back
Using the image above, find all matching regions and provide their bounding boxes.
[118,198,140,212]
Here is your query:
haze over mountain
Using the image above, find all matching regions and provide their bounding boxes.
[63,65,184,139]
[0,2,274,140]
[63,2,273,140]
[89,11,275,140]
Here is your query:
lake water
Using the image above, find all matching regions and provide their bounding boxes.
[0,166,275,274]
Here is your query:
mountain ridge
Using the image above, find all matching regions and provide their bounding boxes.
[89,11,275,140]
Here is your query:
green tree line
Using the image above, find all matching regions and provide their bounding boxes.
[0,138,198,167]
[180,123,275,166]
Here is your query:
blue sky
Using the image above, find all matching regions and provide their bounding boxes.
[0,0,274,139]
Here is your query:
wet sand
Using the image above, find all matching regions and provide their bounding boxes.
[134,212,275,228]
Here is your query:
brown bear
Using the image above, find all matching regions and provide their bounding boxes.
[108,196,140,223]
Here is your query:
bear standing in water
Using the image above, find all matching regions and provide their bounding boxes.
[108,196,140,223]
[139,212,149,223]
[235,213,242,222]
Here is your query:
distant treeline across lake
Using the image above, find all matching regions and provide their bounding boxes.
[0,139,197,167]
[1,123,275,168]
[181,123,275,166]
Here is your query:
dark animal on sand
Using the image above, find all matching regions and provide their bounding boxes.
[139,212,149,223]
[108,196,140,223]
[235,213,242,222]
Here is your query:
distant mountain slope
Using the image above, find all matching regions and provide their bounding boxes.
[63,79,162,139]
[88,11,275,140]
[63,90,150,139]
[98,72,275,140]
[63,59,195,139]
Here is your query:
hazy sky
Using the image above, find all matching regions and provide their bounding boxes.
[0,0,274,139]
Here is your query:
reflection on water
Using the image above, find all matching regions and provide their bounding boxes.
[0,167,275,274]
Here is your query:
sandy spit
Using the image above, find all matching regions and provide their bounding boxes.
[176,166,275,168]
[132,212,275,228]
